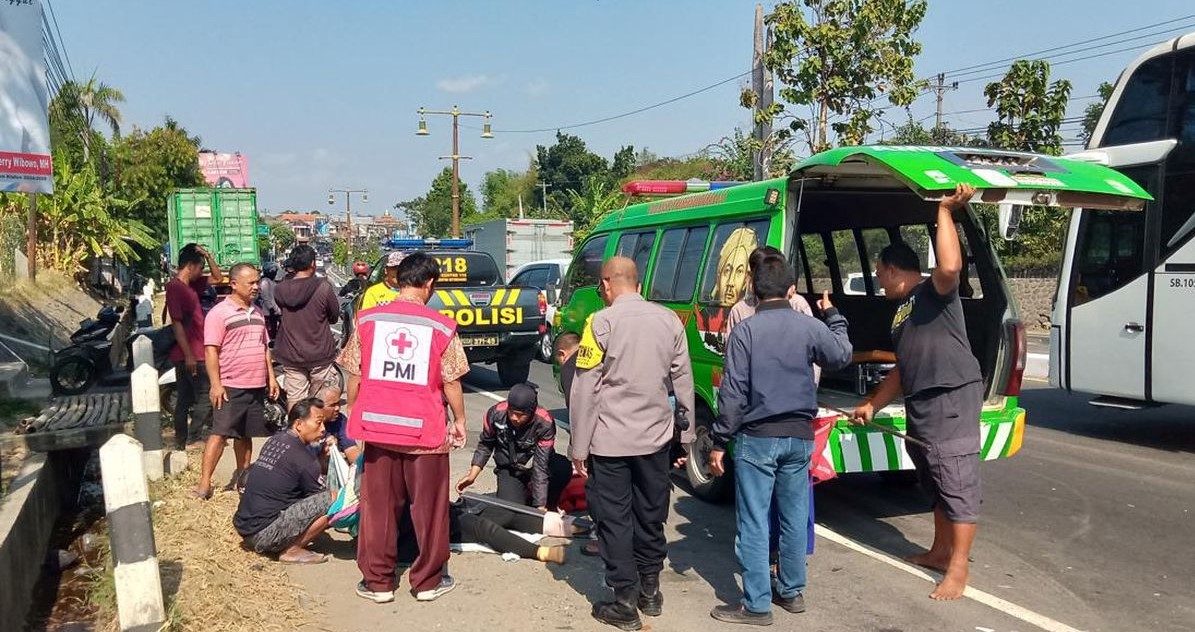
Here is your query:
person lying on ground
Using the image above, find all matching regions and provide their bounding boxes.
[457,383,572,511]
[398,497,585,566]
[233,398,334,564]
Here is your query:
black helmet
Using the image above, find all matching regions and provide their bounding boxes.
[262,261,279,279]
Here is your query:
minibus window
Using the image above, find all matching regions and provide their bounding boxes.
[699,219,771,307]
[616,231,656,285]
[801,232,833,294]
[832,229,866,295]
[650,226,709,302]
[561,235,609,302]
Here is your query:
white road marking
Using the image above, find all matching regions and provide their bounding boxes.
[464,383,505,403]
[815,524,1085,632]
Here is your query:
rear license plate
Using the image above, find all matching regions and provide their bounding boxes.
[461,335,499,347]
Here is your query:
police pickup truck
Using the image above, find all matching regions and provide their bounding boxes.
[360,239,546,387]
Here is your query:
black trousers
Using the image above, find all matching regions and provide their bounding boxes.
[172,360,211,449]
[589,446,671,591]
[401,503,544,561]
[494,452,574,510]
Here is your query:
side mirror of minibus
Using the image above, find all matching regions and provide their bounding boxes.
[546,283,559,305]
[998,203,1025,241]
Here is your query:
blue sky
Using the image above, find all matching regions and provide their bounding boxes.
[52,1,1195,215]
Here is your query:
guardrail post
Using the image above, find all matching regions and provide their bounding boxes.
[99,434,166,632]
[131,333,153,370]
[131,363,163,481]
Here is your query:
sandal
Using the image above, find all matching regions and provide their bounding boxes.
[279,550,329,565]
[189,488,213,500]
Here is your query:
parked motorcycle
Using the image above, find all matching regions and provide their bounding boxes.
[49,304,174,396]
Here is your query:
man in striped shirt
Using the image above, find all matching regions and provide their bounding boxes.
[195,263,280,499]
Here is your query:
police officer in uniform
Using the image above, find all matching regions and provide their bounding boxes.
[569,256,695,630]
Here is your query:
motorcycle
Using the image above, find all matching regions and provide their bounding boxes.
[50,303,175,396]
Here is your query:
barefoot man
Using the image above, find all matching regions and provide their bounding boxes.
[853,183,983,600]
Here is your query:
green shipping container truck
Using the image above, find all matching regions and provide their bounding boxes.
[166,188,261,268]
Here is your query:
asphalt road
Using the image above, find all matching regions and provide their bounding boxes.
[269,355,1194,631]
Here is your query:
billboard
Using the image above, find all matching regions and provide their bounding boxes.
[198,151,250,188]
[0,1,53,194]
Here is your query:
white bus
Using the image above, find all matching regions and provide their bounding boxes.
[1052,31,1195,407]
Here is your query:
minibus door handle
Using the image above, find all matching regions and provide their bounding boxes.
[1124,322,1145,333]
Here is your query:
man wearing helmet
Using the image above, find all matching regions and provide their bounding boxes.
[339,260,371,298]
[359,251,406,310]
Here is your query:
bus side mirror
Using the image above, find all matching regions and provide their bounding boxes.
[998,203,1024,241]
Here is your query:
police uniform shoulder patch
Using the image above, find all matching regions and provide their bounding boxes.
[575,314,604,370]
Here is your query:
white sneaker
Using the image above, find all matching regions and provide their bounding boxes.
[356,581,395,604]
[415,575,457,602]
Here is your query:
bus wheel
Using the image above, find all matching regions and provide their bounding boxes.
[686,406,733,503]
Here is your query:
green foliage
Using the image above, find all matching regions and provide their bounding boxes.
[111,120,206,241]
[269,220,295,250]
[1081,81,1115,146]
[332,240,350,267]
[402,168,479,237]
[1,156,156,275]
[983,60,1072,155]
[974,204,1067,277]
[480,168,538,217]
[762,0,927,153]
[884,118,978,146]
[564,175,627,243]
[704,128,796,180]
[535,132,632,215]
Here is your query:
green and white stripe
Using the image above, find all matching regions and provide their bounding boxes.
[827,420,1016,474]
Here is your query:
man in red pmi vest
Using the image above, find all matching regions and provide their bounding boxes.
[340,252,469,604]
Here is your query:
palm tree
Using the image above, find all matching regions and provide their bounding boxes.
[565,176,627,241]
[54,75,125,163]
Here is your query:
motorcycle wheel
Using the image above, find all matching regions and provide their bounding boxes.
[160,384,177,416]
[263,395,288,434]
[50,355,97,396]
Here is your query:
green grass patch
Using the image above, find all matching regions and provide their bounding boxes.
[0,397,40,429]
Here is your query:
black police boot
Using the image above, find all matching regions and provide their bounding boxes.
[637,573,663,617]
[592,586,643,631]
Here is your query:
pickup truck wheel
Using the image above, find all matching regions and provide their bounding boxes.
[686,406,733,503]
[497,358,531,388]
[536,332,553,363]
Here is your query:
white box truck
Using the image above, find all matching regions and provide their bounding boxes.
[463,218,574,281]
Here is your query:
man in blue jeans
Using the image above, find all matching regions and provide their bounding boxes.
[708,254,852,625]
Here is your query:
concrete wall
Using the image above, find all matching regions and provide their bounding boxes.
[1007,277,1058,331]
[0,451,85,631]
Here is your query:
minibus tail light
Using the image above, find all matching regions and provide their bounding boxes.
[1004,319,1026,396]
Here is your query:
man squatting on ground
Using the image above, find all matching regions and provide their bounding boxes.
[709,254,853,625]
[456,383,574,511]
[234,398,335,564]
[195,263,279,499]
[340,252,469,605]
[569,256,695,631]
[854,183,985,601]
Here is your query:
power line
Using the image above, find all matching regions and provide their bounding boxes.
[942,13,1195,77]
[45,0,74,81]
[954,37,1185,85]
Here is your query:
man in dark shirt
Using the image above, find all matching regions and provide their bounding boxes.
[456,384,572,511]
[708,254,852,625]
[274,245,341,410]
[234,398,333,564]
[165,243,224,449]
[853,183,984,601]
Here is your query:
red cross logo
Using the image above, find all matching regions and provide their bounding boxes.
[386,328,419,361]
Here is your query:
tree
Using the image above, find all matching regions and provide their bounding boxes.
[1081,81,1115,146]
[535,132,631,215]
[759,0,927,154]
[704,128,797,180]
[403,168,479,237]
[111,119,207,241]
[983,60,1072,155]
[269,220,296,250]
[884,118,974,146]
[564,175,626,242]
[52,75,126,165]
[331,239,350,266]
[1,156,155,275]
[480,167,537,217]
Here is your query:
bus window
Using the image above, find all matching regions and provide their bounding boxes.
[616,231,656,285]
[1071,211,1146,306]
[699,219,770,307]
[801,232,833,294]
[561,235,608,302]
[650,226,709,302]
[1175,49,1195,169]
[1102,55,1173,147]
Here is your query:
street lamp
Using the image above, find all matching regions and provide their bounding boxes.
[416,105,492,238]
[329,188,368,248]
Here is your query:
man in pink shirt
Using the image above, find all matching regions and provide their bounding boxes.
[195,263,279,499]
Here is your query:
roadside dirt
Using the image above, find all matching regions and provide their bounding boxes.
[0,272,104,363]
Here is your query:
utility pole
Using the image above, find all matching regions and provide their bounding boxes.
[26,193,37,281]
[751,3,774,181]
[328,188,367,249]
[932,72,958,144]
[537,181,551,217]
[417,106,493,238]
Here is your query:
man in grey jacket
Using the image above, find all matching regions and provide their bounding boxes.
[569,256,695,630]
[709,254,852,626]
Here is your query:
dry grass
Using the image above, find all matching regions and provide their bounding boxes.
[142,456,322,632]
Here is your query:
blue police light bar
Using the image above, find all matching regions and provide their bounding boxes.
[384,238,474,250]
